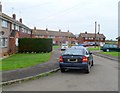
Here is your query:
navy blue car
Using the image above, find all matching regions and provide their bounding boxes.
[59,47,93,73]
[101,44,120,52]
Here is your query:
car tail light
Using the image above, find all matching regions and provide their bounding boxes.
[59,56,63,62]
[82,56,88,62]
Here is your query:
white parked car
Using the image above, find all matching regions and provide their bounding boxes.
[61,44,68,51]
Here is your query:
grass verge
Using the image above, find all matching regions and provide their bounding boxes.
[1,53,51,71]
[87,47,100,51]
[100,52,120,57]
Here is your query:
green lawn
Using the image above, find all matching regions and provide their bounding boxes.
[0,60,2,71]
[100,52,120,57]
[53,45,60,50]
[87,47,100,51]
[1,53,51,71]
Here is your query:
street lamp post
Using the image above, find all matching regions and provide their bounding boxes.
[98,24,100,47]
[95,21,97,48]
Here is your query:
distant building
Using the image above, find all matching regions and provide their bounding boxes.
[78,32,106,46]
[116,36,120,47]
[32,28,77,45]
[0,3,31,57]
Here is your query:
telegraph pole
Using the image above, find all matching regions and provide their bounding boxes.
[98,24,100,33]
[95,21,97,48]
[98,24,100,46]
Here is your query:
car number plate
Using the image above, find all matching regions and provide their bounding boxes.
[68,59,78,62]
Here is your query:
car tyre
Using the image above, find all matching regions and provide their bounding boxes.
[60,68,66,72]
[85,65,90,74]
[91,60,94,66]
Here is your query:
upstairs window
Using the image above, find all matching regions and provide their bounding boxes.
[12,24,14,29]
[15,25,19,31]
[2,20,8,28]
[28,30,31,34]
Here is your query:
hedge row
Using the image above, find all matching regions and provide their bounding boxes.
[18,38,53,53]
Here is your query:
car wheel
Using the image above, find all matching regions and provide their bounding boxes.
[60,68,66,72]
[91,60,94,66]
[106,49,110,52]
[85,65,90,73]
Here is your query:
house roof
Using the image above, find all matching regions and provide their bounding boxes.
[32,29,49,36]
[2,13,31,30]
[32,29,75,38]
[116,36,120,39]
[80,33,106,38]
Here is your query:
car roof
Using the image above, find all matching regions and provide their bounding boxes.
[69,46,88,51]
[62,44,68,45]
[104,44,117,45]
[71,46,86,49]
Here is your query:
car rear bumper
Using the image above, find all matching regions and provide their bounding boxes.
[59,62,88,70]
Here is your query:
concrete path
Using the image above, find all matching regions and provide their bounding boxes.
[2,48,61,82]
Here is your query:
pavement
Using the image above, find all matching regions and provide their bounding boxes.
[1,48,119,85]
[2,48,61,82]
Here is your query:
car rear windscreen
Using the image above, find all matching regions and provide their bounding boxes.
[64,49,84,55]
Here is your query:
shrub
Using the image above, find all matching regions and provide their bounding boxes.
[18,38,53,53]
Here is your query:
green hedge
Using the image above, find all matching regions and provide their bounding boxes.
[18,38,53,53]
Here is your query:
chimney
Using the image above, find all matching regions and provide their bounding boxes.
[46,28,48,31]
[34,27,36,30]
[0,2,2,12]
[59,29,61,32]
[85,31,87,34]
[19,18,22,23]
[12,14,16,19]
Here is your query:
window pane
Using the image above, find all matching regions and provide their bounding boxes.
[64,49,84,55]
[1,38,8,47]
[2,20,8,28]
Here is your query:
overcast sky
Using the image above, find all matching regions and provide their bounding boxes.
[1,0,119,40]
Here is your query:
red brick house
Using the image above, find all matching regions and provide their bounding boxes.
[32,28,77,45]
[0,3,31,57]
[116,36,120,47]
[78,32,106,46]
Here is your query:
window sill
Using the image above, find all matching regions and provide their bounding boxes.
[1,46,8,48]
[2,27,8,29]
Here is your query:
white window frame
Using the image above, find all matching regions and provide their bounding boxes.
[15,38,19,46]
[12,24,14,29]
[2,20,8,28]
[1,38,8,48]
[28,30,31,34]
[15,25,19,31]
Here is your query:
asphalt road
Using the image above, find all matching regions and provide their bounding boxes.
[3,55,118,91]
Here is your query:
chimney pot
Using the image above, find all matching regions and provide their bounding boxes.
[46,28,48,31]
[19,18,22,23]
[34,27,36,30]
[59,29,61,32]
[12,14,16,19]
[85,31,87,34]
